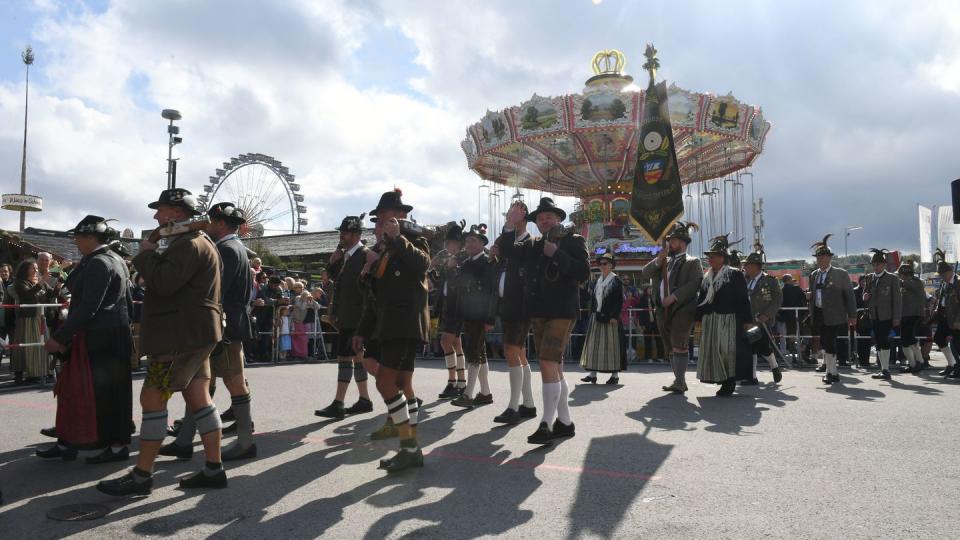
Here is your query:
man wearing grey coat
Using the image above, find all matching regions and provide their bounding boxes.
[808,235,857,385]
[863,249,902,380]
[743,247,784,384]
[640,222,703,393]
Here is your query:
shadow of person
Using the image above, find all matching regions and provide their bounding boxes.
[737,384,800,408]
[884,378,944,396]
[566,430,673,540]
[695,394,767,435]
[568,382,621,407]
[626,393,701,432]
[359,428,544,540]
[824,381,885,401]
[129,416,403,537]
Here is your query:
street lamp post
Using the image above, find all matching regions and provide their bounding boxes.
[845,225,863,258]
[18,46,34,232]
[162,109,182,189]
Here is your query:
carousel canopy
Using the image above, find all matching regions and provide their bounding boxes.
[461,49,771,197]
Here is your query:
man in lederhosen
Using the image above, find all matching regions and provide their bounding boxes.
[160,203,258,461]
[450,224,499,409]
[898,261,926,374]
[97,188,226,496]
[863,249,902,381]
[931,249,960,378]
[808,235,857,385]
[315,213,375,419]
[640,221,704,394]
[354,189,430,473]
[499,198,590,445]
[742,245,784,384]
[434,221,467,398]
[492,222,537,426]
[39,216,133,463]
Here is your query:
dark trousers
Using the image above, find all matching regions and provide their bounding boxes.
[812,308,844,356]
[462,321,488,364]
[872,319,893,350]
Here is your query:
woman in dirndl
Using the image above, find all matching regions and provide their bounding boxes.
[696,235,753,396]
[11,259,56,384]
[580,251,624,385]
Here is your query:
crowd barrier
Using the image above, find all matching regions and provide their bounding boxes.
[1,302,936,387]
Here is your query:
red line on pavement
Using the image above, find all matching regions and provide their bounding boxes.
[0,397,56,412]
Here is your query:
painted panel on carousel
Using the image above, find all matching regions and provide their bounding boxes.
[514,95,564,136]
[574,90,634,128]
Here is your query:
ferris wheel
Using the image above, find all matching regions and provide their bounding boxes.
[196,153,307,236]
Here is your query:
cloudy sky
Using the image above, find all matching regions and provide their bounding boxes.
[0,0,957,259]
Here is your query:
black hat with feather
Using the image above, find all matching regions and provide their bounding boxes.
[811,234,834,257]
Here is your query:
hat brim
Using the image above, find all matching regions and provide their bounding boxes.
[369,204,413,216]
[704,250,729,257]
[463,232,488,245]
[527,208,566,222]
[148,200,201,216]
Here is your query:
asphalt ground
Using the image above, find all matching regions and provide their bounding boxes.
[0,354,958,539]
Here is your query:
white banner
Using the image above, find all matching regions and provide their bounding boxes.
[919,205,933,262]
[938,206,959,262]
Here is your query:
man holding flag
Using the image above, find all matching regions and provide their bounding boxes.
[632,45,704,394]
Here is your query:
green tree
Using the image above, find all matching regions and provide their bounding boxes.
[250,241,285,269]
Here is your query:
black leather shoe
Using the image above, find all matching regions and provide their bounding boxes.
[222,443,257,461]
[220,407,235,422]
[314,401,345,419]
[158,442,194,460]
[438,383,459,399]
[344,398,374,415]
[179,469,227,489]
[772,368,783,383]
[518,405,537,418]
[97,471,152,496]
[473,393,494,405]
[450,395,475,408]
[40,426,56,438]
[716,381,736,396]
[740,378,760,386]
[167,419,183,438]
[36,445,77,461]
[871,370,891,380]
[551,419,575,439]
[815,364,826,372]
[85,447,129,464]
[527,422,553,445]
[822,373,838,384]
[379,448,424,473]
[493,407,520,425]
[661,383,687,394]
[938,367,953,376]
[950,366,960,379]
[605,375,619,385]
[580,375,597,384]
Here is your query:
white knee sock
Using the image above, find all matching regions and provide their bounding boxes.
[943,346,956,367]
[521,363,535,407]
[556,379,572,425]
[765,354,778,369]
[456,352,466,371]
[465,364,480,398]
[508,366,522,411]
[443,351,457,370]
[751,356,758,378]
[478,363,490,395]
[825,353,838,376]
[879,348,890,371]
[541,382,560,426]
[903,346,916,367]
[912,345,923,366]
